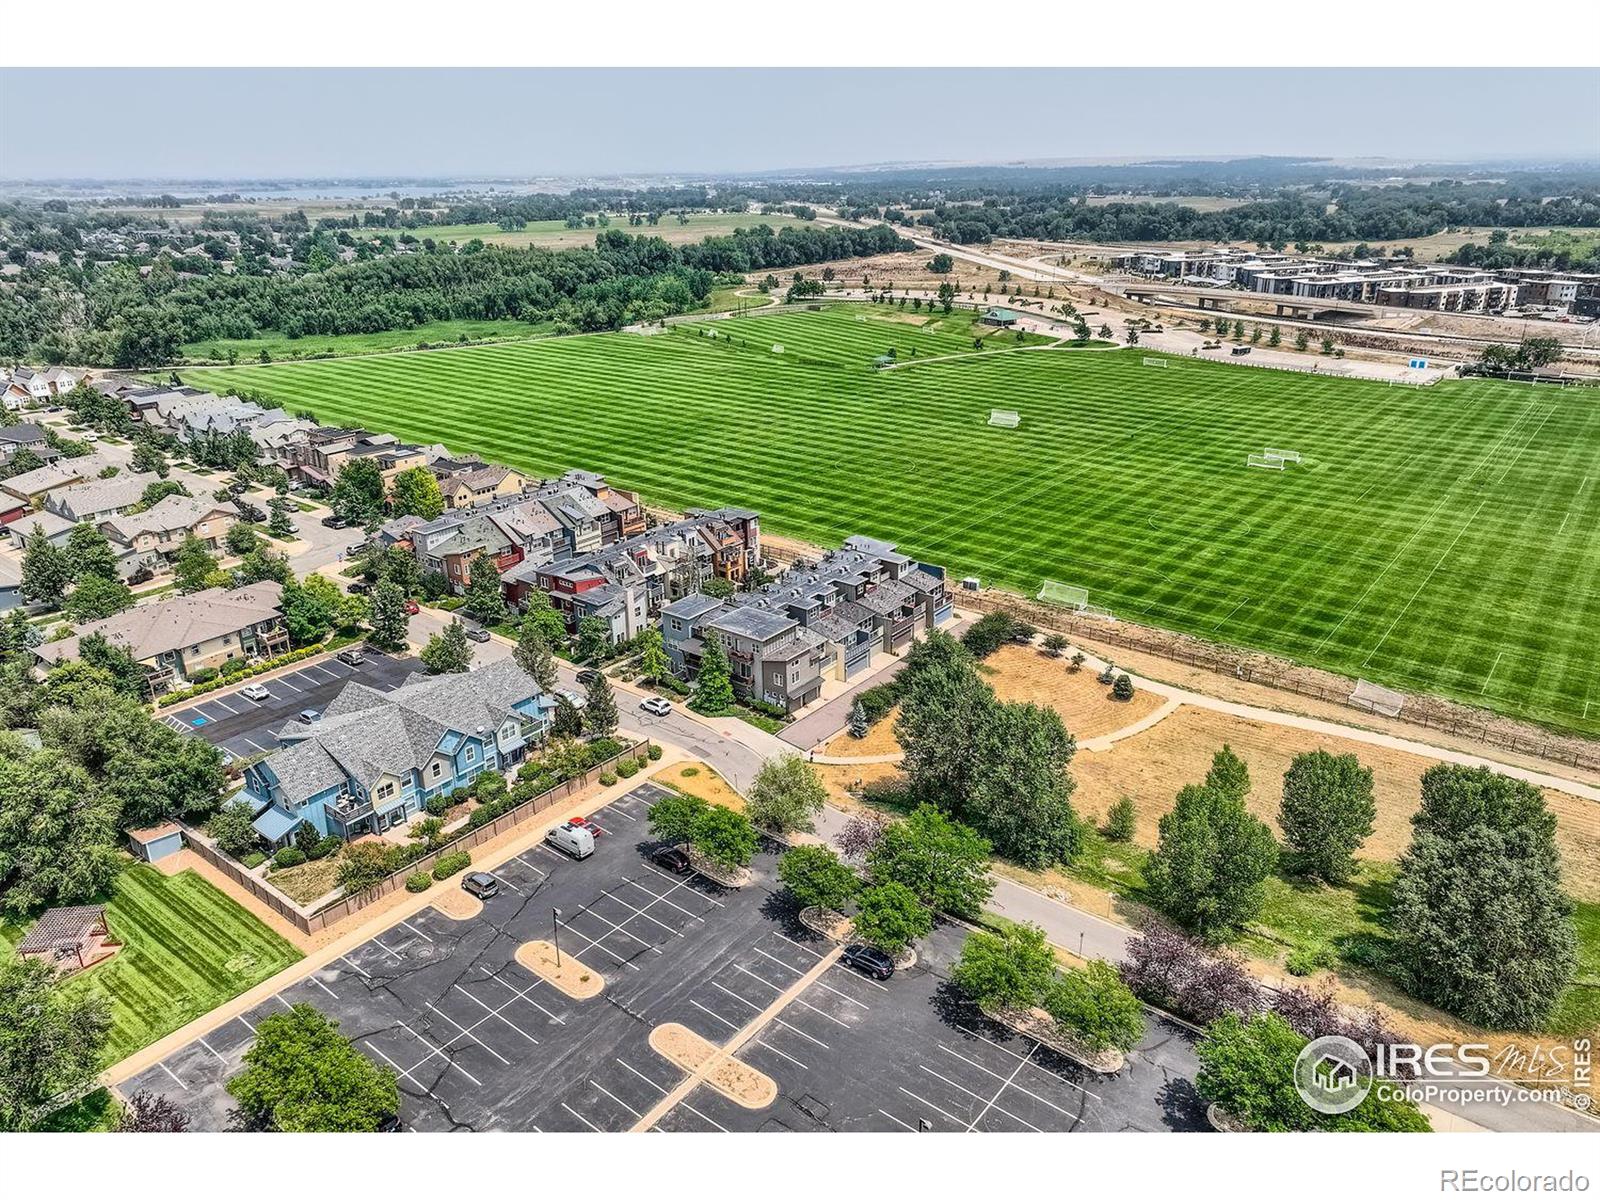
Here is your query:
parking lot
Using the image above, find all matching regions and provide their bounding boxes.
[124,780,1206,1133]
[161,651,421,760]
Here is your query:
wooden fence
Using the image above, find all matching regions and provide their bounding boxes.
[963,592,1600,773]
[181,740,652,935]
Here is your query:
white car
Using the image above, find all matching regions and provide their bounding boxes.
[239,683,271,702]
[639,696,673,717]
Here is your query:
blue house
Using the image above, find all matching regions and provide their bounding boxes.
[241,657,555,846]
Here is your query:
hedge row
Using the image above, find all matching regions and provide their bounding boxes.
[157,644,329,706]
[432,850,471,881]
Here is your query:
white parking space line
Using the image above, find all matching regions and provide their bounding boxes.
[810,978,871,1010]
[399,1025,483,1087]
[399,919,434,943]
[481,967,566,1024]
[363,1039,436,1096]
[616,1058,669,1095]
[734,963,783,993]
[794,997,851,1029]
[590,1079,642,1118]
[273,677,303,693]
[751,1039,808,1071]
[679,1102,729,1133]
[240,735,272,754]
[493,873,525,894]
[917,1064,1041,1132]
[897,1085,964,1127]
[425,1001,513,1066]
[940,1044,1091,1111]
[159,1062,190,1090]
[606,805,637,821]
[451,985,541,1046]
[640,861,725,904]
[754,946,804,975]
[711,981,763,1013]
[774,932,822,958]
[689,998,741,1032]
[617,876,703,921]
[372,937,406,961]
[340,955,372,979]
[952,1024,1099,1099]
[512,853,548,879]
[207,696,241,715]
[560,1101,604,1132]
[833,962,890,993]
[774,1018,830,1051]
[198,1038,228,1064]
[566,906,659,954]
[235,1015,256,1033]
[965,1043,1038,1132]
[879,1108,917,1131]
[311,976,339,999]
[274,994,294,1010]
[600,887,683,937]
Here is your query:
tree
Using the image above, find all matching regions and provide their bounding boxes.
[700,576,735,600]
[648,789,707,846]
[1278,750,1376,885]
[521,588,567,646]
[777,845,859,914]
[208,800,261,857]
[64,523,118,583]
[551,694,583,739]
[20,527,68,607]
[130,440,169,478]
[1268,325,1282,347]
[968,701,1079,869]
[868,804,993,917]
[895,644,994,819]
[927,253,954,274]
[691,805,758,871]
[1105,796,1137,842]
[173,535,219,593]
[1196,1013,1429,1132]
[746,753,827,835]
[367,580,409,652]
[117,1089,191,1132]
[1294,328,1310,351]
[280,574,344,645]
[390,465,444,520]
[134,479,188,511]
[64,572,134,623]
[224,522,259,556]
[852,882,933,957]
[834,809,890,864]
[846,699,869,739]
[1145,779,1278,941]
[408,816,445,850]
[267,497,295,540]
[0,957,111,1131]
[226,1004,399,1132]
[463,553,506,626]
[574,615,609,663]
[635,626,669,684]
[952,923,1058,1011]
[514,623,558,692]
[1042,961,1146,1053]
[1042,633,1069,657]
[584,672,619,737]
[0,739,121,917]
[420,621,473,674]
[1112,673,1135,701]
[331,458,386,525]
[337,841,396,893]
[690,632,734,715]
[1389,766,1576,1029]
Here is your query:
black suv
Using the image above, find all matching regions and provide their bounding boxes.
[841,943,895,981]
[462,872,500,899]
[575,668,601,685]
[321,514,349,529]
[651,845,691,874]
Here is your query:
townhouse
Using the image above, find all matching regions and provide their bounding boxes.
[34,581,290,696]
[432,457,527,510]
[0,423,55,465]
[0,457,108,518]
[239,657,555,846]
[43,472,160,524]
[2,366,80,411]
[100,493,239,577]
[661,535,952,713]
[284,427,437,494]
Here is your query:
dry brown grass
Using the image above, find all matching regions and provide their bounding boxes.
[516,940,604,999]
[980,644,1167,739]
[822,707,904,757]
[430,884,482,921]
[264,854,341,906]
[653,761,745,809]
[649,1023,777,1109]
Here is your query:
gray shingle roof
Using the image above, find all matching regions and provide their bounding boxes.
[35,581,284,666]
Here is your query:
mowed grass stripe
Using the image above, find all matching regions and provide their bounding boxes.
[185,307,1600,734]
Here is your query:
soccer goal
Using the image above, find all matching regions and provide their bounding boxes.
[1349,678,1406,718]
[1038,580,1089,609]
[1263,448,1302,463]
[1246,453,1286,470]
[1142,356,1168,368]
[988,409,1021,428]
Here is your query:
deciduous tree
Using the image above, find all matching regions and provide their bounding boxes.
[226,1005,399,1132]
[0,957,111,1131]
[851,881,932,957]
[1145,779,1277,941]
[420,621,473,675]
[777,845,859,914]
[1278,750,1376,885]
[746,753,827,836]
[868,804,993,918]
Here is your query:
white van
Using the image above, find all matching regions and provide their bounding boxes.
[545,821,596,860]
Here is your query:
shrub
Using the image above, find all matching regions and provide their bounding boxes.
[1041,961,1146,1053]
[241,851,267,869]
[616,759,638,779]
[599,771,618,786]
[1112,673,1135,701]
[646,744,662,761]
[307,835,341,861]
[1284,943,1337,977]
[1105,797,1137,842]
[272,847,307,869]
[405,872,432,894]
[679,766,700,778]
[1119,924,1263,1025]
[1042,633,1069,656]
[432,850,472,881]
[187,667,219,686]
[854,681,903,725]
[425,794,449,818]
[209,799,262,857]
[960,612,1032,658]
[952,923,1058,1010]
[219,657,251,677]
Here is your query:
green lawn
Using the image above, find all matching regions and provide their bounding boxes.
[181,318,556,364]
[397,210,812,251]
[182,304,1600,735]
[1,863,302,1067]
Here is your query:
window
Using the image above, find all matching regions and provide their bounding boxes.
[376,782,395,801]
[431,762,443,780]
[464,745,476,763]
[670,618,683,633]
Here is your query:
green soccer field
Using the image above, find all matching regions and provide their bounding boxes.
[183,305,1600,736]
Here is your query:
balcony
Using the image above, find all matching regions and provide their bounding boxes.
[329,796,373,823]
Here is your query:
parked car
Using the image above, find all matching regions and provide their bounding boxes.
[336,648,365,666]
[80,431,99,443]
[841,943,895,981]
[575,668,601,685]
[239,683,271,702]
[348,581,370,596]
[639,696,673,717]
[546,821,596,860]
[651,845,691,874]
[461,872,500,899]
[228,480,250,495]
[466,627,491,643]
[558,689,587,710]
[347,539,369,555]
[404,599,420,615]
[1231,345,1252,356]
[320,514,349,529]
[298,708,321,723]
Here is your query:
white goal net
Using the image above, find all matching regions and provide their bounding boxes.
[1038,581,1090,609]
[1142,356,1168,368]
[1263,448,1301,463]
[1349,678,1406,717]
[988,409,1021,428]
[1247,453,1286,470]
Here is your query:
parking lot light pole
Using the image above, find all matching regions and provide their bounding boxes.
[552,908,562,968]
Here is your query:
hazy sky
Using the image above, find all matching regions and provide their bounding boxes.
[2,68,1596,180]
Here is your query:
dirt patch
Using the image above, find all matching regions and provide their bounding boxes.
[686,847,752,888]
[799,906,853,942]
[430,884,482,921]
[814,762,905,811]
[981,644,1168,740]
[985,1003,1125,1074]
[823,707,904,758]
[515,940,604,999]
[648,1023,777,1109]
[652,762,745,810]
